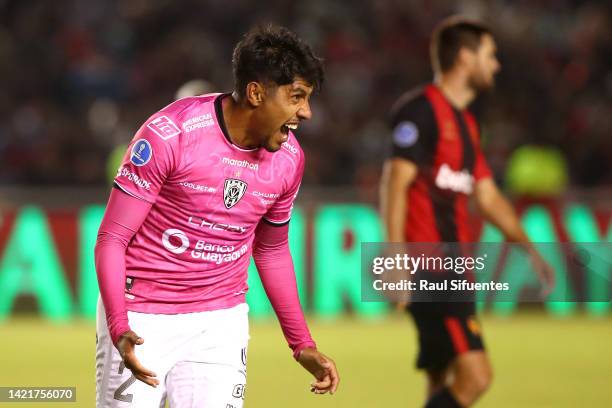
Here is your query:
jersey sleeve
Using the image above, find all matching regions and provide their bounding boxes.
[114,114,181,203]
[263,156,305,225]
[388,95,437,167]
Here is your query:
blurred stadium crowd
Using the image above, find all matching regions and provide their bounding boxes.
[0,0,610,190]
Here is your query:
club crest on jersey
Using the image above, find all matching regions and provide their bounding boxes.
[223,179,248,209]
[130,139,152,166]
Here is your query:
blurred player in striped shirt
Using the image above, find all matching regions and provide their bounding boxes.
[381,17,554,408]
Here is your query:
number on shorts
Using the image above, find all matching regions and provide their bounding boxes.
[114,361,136,403]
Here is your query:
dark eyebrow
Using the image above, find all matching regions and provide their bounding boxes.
[291,88,308,96]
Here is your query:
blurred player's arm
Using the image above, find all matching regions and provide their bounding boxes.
[380,158,418,242]
[382,96,434,242]
[474,179,528,242]
[252,220,339,394]
[471,122,554,293]
[379,158,418,307]
[474,178,555,293]
[381,103,431,306]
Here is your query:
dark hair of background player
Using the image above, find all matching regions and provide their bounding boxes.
[232,24,325,97]
[431,17,492,73]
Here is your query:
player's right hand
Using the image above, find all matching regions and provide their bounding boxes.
[116,330,160,388]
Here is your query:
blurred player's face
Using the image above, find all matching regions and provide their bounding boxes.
[257,78,313,152]
[467,34,500,91]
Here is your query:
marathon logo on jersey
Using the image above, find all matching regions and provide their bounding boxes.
[130,139,152,166]
[393,121,419,147]
[224,179,248,209]
[282,140,298,155]
[147,115,181,140]
[182,113,214,132]
[435,163,474,194]
[222,157,259,171]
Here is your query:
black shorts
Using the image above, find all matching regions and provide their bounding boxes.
[408,303,485,371]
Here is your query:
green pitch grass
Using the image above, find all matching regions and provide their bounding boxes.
[1,312,611,407]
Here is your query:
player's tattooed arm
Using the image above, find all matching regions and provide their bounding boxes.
[297,348,340,395]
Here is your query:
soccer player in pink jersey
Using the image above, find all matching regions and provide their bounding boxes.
[95,25,339,407]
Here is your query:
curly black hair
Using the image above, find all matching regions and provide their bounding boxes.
[232,25,324,96]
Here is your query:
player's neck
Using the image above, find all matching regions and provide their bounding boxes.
[434,73,475,110]
[221,93,262,150]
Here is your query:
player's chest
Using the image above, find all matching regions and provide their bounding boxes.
[167,148,287,221]
[430,122,478,194]
[432,116,477,168]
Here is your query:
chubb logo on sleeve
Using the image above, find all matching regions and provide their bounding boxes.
[130,139,152,166]
[223,179,248,209]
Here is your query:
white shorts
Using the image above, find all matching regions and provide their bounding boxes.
[96,298,249,408]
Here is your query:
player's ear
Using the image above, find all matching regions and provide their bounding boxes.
[246,82,265,107]
[457,46,477,69]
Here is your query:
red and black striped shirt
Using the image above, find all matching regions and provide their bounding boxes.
[389,84,492,243]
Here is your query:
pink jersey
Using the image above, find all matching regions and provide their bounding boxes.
[114,93,304,314]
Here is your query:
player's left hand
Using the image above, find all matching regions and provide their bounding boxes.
[297,348,339,395]
[528,249,556,297]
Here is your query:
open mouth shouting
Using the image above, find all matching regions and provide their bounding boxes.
[280,122,299,140]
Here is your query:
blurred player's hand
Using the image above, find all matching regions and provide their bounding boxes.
[116,330,159,388]
[297,348,339,395]
[380,247,412,309]
[528,250,556,297]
